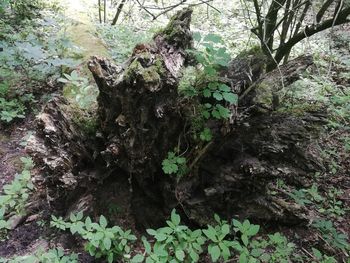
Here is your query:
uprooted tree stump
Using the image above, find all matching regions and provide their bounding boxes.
[27,8,327,228]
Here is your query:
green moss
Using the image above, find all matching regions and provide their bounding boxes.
[124,54,164,91]
[69,105,98,137]
[142,66,160,83]
[154,57,166,75]
[124,59,143,82]
[277,102,323,117]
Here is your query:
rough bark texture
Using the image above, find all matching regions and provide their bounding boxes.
[26,97,93,210]
[88,8,194,219]
[28,8,327,227]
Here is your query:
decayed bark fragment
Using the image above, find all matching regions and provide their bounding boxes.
[26,97,92,207]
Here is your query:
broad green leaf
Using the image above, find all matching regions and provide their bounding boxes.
[247,225,259,236]
[131,254,144,263]
[103,237,111,250]
[171,209,181,225]
[213,92,223,101]
[175,249,185,261]
[99,215,107,228]
[223,92,238,105]
[209,245,221,262]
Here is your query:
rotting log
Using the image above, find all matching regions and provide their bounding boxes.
[28,8,327,228]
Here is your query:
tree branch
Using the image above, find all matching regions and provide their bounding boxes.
[111,0,127,25]
[273,6,350,67]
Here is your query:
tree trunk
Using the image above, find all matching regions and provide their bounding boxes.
[111,0,127,25]
[98,0,102,24]
[27,9,327,228]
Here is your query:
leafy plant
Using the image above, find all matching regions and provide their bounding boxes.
[162,151,187,177]
[0,247,78,263]
[0,98,25,123]
[264,233,295,263]
[141,209,206,262]
[59,70,97,108]
[51,212,137,263]
[231,218,263,263]
[0,157,34,215]
[311,248,337,263]
[313,219,349,251]
[0,208,10,231]
[203,215,235,262]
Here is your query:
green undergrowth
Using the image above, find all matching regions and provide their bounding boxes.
[95,24,151,64]
[0,157,34,240]
[0,1,83,123]
[46,209,348,263]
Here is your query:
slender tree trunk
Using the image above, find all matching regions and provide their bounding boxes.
[98,0,102,23]
[104,0,107,23]
[111,0,127,25]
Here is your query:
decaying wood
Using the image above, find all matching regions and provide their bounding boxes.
[28,8,327,227]
[26,97,93,209]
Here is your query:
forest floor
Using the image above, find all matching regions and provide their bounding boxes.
[0,1,349,262]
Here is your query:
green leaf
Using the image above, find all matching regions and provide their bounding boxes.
[216,104,230,119]
[209,245,221,262]
[241,234,249,246]
[155,233,167,241]
[189,250,199,262]
[223,92,238,105]
[247,225,260,236]
[142,236,152,253]
[99,215,108,228]
[239,253,248,263]
[204,66,216,76]
[162,159,178,174]
[175,249,185,261]
[107,252,114,263]
[131,254,144,263]
[221,224,230,236]
[200,128,212,142]
[219,242,230,260]
[311,248,322,259]
[146,229,157,236]
[203,89,211,98]
[171,209,180,225]
[213,92,223,101]
[103,237,111,250]
[76,211,83,221]
[218,84,230,92]
[203,226,218,242]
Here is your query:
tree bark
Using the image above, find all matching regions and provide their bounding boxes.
[28,9,327,228]
[111,0,127,25]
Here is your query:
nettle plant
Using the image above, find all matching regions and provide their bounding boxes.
[51,212,137,263]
